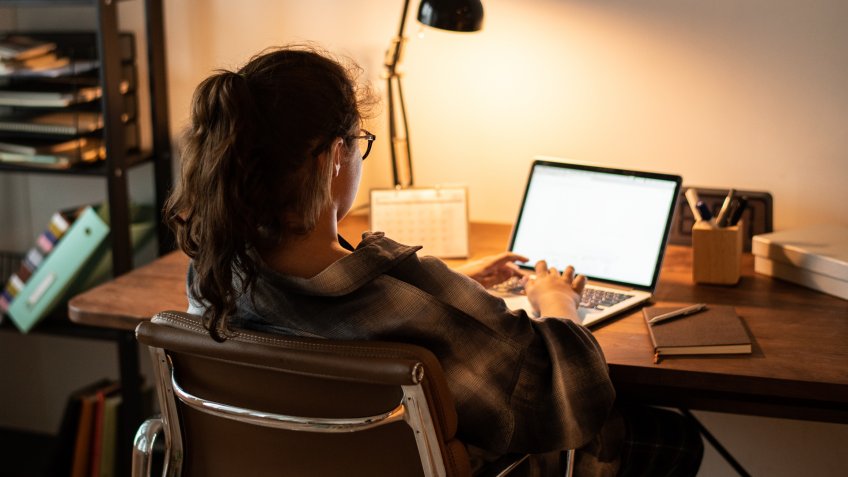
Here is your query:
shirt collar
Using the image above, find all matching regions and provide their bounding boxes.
[255,232,421,296]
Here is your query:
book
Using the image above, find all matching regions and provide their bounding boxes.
[47,378,115,475]
[19,62,137,94]
[0,136,93,155]
[0,58,99,78]
[70,391,98,477]
[752,225,848,282]
[1,31,134,79]
[97,393,122,477]
[0,110,104,136]
[69,380,119,477]
[0,137,105,169]
[88,383,121,477]
[0,85,103,107]
[643,305,752,363]
[0,34,57,61]
[2,31,135,63]
[0,53,70,75]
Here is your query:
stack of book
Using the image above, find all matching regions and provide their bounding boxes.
[0,32,138,169]
[0,136,105,168]
[752,225,848,300]
[0,34,69,75]
[50,379,123,477]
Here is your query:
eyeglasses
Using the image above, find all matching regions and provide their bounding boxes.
[351,129,376,160]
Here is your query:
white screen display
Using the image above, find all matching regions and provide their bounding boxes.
[511,164,679,288]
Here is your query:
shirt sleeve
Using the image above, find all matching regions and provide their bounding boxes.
[390,254,616,454]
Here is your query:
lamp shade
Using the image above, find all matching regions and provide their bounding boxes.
[418,0,484,32]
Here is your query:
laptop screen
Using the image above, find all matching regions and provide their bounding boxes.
[509,160,681,290]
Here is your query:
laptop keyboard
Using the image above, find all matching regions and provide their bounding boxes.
[579,288,633,311]
[490,277,633,311]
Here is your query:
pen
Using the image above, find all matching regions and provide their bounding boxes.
[729,196,748,226]
[695,200,713,222]
[714,188,736,227]
[722,200,739,227]
[648,303,707,324]
[685,188,702,222]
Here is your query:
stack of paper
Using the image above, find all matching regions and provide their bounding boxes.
[0,34,68,75]
[752,225,848,300]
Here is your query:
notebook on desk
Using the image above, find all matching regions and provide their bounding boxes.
[494,158,682,327]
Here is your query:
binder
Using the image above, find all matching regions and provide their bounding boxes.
[8,206,109,332]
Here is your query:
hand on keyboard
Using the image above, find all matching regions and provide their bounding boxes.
[456,252,529,288]
[524,261,585,320]
[490,275,527,295]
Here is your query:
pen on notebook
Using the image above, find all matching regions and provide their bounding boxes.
[714,188,736,227]
[648,303,707,324]
[685,188,703,222]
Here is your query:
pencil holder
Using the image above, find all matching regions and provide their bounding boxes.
[692,220,742,285]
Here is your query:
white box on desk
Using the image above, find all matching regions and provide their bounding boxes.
[752,225,848,300]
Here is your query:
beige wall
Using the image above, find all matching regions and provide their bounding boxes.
[162,0,847,229]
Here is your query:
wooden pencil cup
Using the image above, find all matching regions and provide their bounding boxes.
[692,221,743,285]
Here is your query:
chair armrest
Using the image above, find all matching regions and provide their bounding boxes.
[132,417,163,477]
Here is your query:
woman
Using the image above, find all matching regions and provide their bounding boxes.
[165,45,701,476]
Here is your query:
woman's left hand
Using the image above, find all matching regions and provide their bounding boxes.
[455,252,529,288]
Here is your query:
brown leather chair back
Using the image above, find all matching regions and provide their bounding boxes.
[134,311,472,477]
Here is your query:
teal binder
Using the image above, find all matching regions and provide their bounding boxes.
[8,206,109,332]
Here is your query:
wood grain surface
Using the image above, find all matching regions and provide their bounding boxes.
[69,214,848,421]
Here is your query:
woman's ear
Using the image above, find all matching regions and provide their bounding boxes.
[331,138,345,177]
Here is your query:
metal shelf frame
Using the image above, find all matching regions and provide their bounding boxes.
[0,0,172,472]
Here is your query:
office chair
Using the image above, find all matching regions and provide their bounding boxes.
[133,311,575,477]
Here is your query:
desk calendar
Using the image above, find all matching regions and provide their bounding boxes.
[369,187,469,258]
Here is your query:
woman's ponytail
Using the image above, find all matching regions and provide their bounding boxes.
[166,70,261,340]
[165,46,377,341]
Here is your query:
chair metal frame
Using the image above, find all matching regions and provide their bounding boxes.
[132,311,571,477]
[134,347,450,477]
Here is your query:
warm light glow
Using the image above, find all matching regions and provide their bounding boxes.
[364,0,847,228]
[159,0,848,231]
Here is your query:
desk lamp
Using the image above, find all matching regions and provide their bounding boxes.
[384,0,484,187]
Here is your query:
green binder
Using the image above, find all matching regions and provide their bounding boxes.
[8,206,109,332]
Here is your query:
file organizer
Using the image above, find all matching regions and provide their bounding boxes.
[8,206,109,332]
[370,186,469,258]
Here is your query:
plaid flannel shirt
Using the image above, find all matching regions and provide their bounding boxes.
[188,232,616,465]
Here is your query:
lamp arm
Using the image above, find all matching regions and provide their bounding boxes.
[384,0,415,187]
[387,0,413,73]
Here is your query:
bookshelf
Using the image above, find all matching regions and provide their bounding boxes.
[0,0,171,474]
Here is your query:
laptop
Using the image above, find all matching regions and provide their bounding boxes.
[494,158,682,327]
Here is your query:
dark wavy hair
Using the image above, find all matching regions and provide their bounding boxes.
[165,45,375,341]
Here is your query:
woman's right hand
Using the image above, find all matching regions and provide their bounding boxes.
[524,260,586,322]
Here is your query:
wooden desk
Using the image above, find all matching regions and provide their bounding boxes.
[69,216,848,423]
